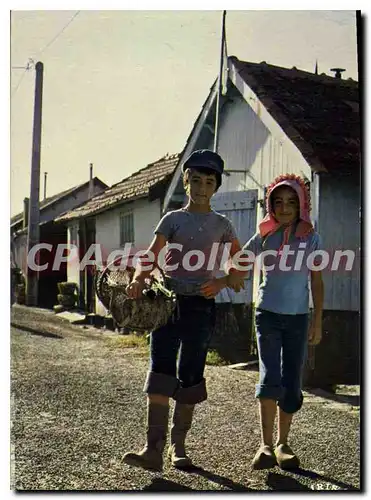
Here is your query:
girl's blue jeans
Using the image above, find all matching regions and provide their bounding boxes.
[255,308,309,414]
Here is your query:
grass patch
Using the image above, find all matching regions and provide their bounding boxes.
[105,337,227,366]
[206,350,228,366]
[105,333,149,350]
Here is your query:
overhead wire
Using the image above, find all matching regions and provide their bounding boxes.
[34,11,80,58]
[10,11,80,99]
[10,59,35,99]
[11,69,28,99]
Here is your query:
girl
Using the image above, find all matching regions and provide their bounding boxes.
[123,149,244,471]
[242,174,324,470]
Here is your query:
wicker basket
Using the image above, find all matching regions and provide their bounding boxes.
[95,263,177,333]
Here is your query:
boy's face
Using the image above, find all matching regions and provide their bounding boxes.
[184,169,217,205]
[271,186,299,224]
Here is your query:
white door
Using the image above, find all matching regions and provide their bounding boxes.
[211,190,258,304]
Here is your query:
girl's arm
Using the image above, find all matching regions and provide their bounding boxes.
[200,238,248,298]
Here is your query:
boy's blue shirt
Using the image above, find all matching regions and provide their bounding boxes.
[243,227,322,315]
[154,208,237,296]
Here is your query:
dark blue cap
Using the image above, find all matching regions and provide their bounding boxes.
[182,149,224,175]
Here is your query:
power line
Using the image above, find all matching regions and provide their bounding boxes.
[11,69,28,98]
[11,59,35,99]
[35,11,80,58]
[10,11,80,99]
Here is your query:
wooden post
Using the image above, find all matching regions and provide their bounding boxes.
[26,61,44,306]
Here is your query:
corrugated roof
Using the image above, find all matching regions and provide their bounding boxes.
[231,56,360,175]
[10,177,108,227]
[55,153,180,222]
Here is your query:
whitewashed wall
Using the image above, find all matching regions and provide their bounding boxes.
[317,176,360,312]
[208,94,312,210]
[94,198,162,316]
[66,222,80,287]
[12,233,28,275]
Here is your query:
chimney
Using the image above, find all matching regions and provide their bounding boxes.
[43,172,48,200]
[89,163,94,198]
[23,197,29,229]
[330,68,346,79]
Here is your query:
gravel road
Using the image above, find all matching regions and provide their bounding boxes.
[11,305,361,491]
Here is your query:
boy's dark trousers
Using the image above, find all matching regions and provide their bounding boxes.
[144,294,216,403]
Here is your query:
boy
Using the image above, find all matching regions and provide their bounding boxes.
[241,174,324,470]
[123,149,244,471]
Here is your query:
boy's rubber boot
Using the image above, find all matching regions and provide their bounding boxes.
[123,402,169,472]
[168,403,195,468]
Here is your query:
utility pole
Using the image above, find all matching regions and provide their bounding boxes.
[213,10,227,154]
[26,61,44,306]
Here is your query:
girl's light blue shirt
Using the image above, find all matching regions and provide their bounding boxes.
[243,228,322,315]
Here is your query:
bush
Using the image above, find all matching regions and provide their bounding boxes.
[206,350,228,366]
[57,282,77,295]
[105,334,149,350]
[15,284,26,305]
[57,294,76,308]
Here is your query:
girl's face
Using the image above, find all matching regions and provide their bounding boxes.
[271,186,299,224]
[184,169,217,206]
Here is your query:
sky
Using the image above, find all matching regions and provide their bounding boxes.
[10,9,359,217]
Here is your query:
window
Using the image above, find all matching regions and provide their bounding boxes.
[120,211,134,246]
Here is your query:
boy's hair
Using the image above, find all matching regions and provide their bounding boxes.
[183,167,221,191]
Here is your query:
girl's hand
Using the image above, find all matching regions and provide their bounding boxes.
[200,278,226,299]
[308,318,323,346]
[126,279,146,299]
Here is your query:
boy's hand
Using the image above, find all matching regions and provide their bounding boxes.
[126,279,146,299]
[226,273,245,292]
[200,277,226,299]
[308,317,323,346]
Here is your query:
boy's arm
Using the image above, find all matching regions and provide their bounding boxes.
[309,270,324,345]
[127,233,167,298]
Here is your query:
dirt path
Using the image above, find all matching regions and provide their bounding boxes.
[11,305,360,491]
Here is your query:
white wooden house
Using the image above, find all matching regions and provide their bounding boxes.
[55,154,179,317]
[163,57,360,382]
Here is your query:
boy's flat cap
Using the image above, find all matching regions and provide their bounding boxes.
[182,149,224,175]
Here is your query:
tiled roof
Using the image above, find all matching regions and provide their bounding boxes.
[231,56,360,175]
[10,177,108,227]
[55,153,180,222]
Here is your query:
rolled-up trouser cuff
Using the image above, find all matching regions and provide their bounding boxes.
[143,371,179,398]
[255,383,283,401]
[278,390,304,414]
[174,378,207,404]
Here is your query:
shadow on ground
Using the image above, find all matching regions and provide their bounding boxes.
[266,468,359,491]
[293,468,360,491]
[11,322,63,340]
[267,472,311,491]
[141,478,194,491]
[186,465,252,491]
[306,388,360,407]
